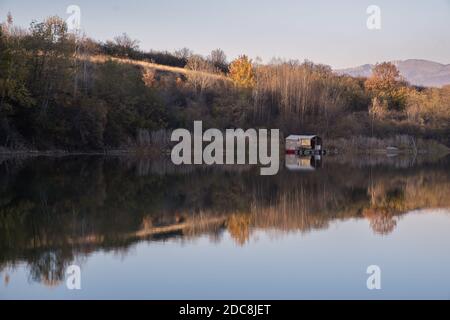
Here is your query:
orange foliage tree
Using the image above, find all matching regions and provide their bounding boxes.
[365,62,407,111]
[228,55,255,88]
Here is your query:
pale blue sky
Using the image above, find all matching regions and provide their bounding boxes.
[1,0,449,68]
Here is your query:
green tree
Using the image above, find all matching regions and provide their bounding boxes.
[26,16,75,111]
[95,60,167,147]
[0,15,33,147]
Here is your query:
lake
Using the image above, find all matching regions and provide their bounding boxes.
[0,154,449,299]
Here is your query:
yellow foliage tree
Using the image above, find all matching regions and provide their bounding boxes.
[228,55,255,88]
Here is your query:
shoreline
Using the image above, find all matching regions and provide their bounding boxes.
[1,148,448,158]
[1,136,449,158]
[0,150,133,156]
[0,147,168,157]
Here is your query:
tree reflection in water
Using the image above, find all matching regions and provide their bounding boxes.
[0,154,449,286]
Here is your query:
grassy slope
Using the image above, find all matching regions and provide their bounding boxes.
[88,55,231,82]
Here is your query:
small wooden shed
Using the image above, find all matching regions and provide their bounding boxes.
[285,135,323,152]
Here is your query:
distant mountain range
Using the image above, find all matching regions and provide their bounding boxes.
[335,59,450,88]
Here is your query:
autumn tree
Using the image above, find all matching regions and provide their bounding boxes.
[366,62,400,91]
[406,85,450,129]
[365,62,407,111]
[228,55,255,88]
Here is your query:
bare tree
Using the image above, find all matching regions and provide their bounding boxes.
[252,61,344,130]
[113,33,139,56]
[174,47,193,61]
[185,55,217,94]
[209,48,227,72]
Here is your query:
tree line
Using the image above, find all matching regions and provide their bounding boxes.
[0,14,449,151]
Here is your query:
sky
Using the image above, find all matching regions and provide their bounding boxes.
[1,0,449,69]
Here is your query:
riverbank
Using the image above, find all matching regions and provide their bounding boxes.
[0,146,164,157]
[325,135,449,156]
[1,135,449,157]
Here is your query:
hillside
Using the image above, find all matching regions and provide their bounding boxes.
[88,55,230,82]
[1,15,450,152]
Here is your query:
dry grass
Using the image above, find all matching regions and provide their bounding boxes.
[87,55,231,82]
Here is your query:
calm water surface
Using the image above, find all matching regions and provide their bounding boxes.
[0,155,449,299]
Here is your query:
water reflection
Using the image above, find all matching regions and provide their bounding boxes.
[0,154,449,290]
[285,155,322,171]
